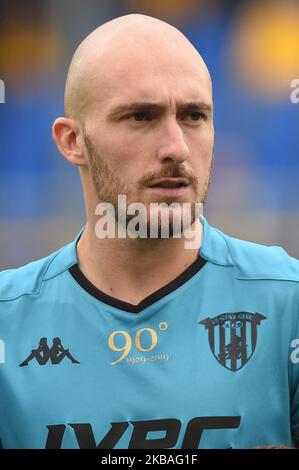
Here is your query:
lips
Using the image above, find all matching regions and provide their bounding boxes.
[148,178,190,189]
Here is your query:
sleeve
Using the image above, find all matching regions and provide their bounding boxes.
[290,296,299,448]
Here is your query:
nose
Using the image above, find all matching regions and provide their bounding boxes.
[157,118,190,164]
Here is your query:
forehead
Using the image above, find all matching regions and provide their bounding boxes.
[87,42,212,112]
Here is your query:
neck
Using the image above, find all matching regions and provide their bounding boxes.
[76,218,203,305]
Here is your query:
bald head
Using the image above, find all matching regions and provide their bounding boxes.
[64,14,212,120]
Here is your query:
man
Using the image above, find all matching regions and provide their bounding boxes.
[0,14,298,449]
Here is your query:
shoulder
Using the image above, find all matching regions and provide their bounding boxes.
[0,235,79,302]
[201,217,299,281]
[220,229,299,281]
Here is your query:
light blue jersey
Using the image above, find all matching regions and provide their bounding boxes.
[0,216,299,449]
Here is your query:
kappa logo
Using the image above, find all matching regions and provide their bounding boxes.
[19,337,80,367]
[200,312,266,372]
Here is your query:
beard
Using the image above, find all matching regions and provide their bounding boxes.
[83,129,213,239]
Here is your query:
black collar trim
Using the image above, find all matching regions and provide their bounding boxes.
[69,256,207,314]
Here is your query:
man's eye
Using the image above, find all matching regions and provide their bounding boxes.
[128,111,150,121]
[187,111,205,121]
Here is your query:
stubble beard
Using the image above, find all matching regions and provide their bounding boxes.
[84,132,213,240]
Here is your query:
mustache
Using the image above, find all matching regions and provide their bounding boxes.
[138,165,198,188]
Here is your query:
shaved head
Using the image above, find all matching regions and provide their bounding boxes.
[64,14,212,120]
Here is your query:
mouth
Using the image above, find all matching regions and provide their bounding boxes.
[148,178,190,189]
[147,178,191,197]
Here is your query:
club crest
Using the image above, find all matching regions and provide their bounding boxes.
[200,312,266,371]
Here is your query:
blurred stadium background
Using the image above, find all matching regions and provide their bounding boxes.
[0,0,298,269]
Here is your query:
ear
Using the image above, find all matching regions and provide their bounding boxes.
[52,117,87,167]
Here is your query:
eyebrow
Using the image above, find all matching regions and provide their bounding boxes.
[108,101,212,117]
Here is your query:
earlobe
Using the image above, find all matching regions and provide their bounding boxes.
[52,117,87,167]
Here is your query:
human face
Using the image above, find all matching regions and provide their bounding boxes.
[82,41,214,231]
